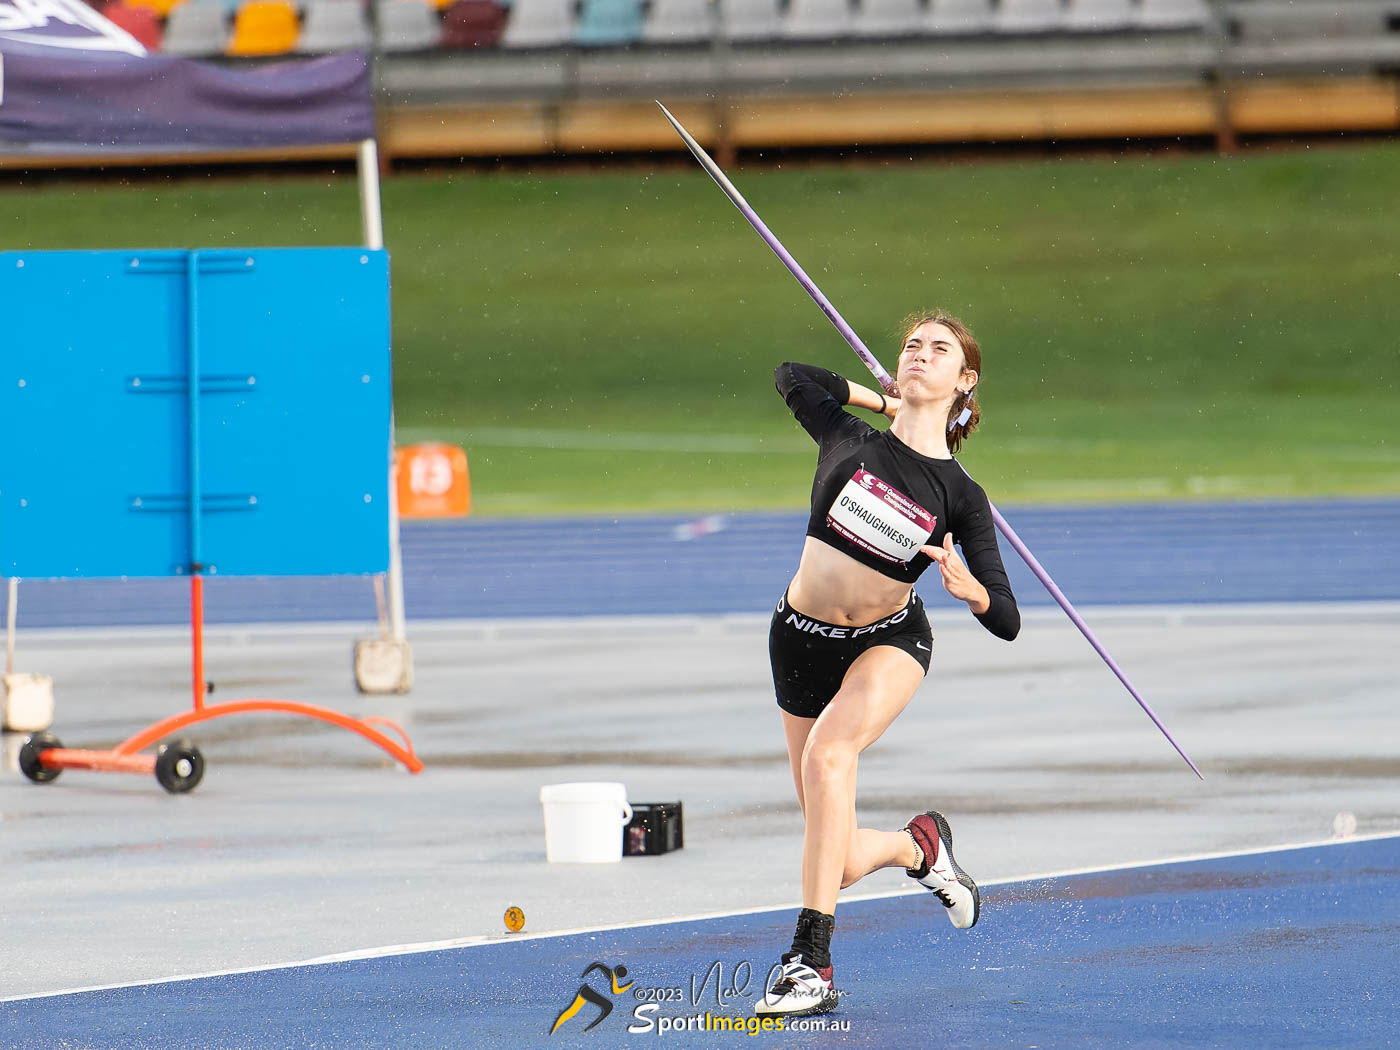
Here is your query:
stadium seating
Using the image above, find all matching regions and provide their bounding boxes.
[178,0,1388,66]
[226,0,300,54]
[378,0,442,50]
[102,0,164,49]
[180,0,245,17]
[1135,0,1211,30]
[1230,2,1388,42]
[575,0,644,45]
[719,0,782,41]
[783,0,855,40]
[161,0,229,55]
[995,0,1063,33]
[500,0,574,46]
[297,0,371,52]
[926,0,994,35]
[1064,0,1133,32]
[855,0,923,37]
[641,0,712,44]
[440,0,508,46]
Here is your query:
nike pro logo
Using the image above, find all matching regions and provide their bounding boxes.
[915,642,931,651]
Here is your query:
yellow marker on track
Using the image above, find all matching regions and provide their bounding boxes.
[503,906,525,933]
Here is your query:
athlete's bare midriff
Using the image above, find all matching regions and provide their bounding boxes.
[785,536,915,627]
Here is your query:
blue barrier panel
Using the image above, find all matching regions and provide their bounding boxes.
[0,248,391,579]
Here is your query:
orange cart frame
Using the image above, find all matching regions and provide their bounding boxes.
[28,575,422,785]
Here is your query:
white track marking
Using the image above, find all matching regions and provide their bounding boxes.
[5,830,1395,1004]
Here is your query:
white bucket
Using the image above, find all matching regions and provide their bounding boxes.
[539,782,633,864]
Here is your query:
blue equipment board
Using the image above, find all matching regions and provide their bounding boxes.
[0,248,391,579]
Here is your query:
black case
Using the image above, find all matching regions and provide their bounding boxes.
[623,802,684,856]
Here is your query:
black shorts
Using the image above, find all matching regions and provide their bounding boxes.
[768,590,933,719]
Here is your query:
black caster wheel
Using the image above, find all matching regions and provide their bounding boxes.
[18,732,63,784]
[154,739,205,794]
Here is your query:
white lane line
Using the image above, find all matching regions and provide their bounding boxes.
[4,829,1395,1004]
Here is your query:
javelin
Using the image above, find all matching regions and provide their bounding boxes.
[657,102,1201,779]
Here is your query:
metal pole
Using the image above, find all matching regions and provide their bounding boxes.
[191,575,206,712]
[186,251,209,709]
[1204,0,1237,154]
[186,250,204,576]
[357,137,407,642]
[709,0,735,169]
[5,578,17,677]
[385,439,407,642]
[358,138,385,250]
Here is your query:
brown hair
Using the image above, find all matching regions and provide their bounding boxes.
[899,311,982,453]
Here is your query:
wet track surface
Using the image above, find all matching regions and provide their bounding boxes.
[2,499,1397,1047]
[3,835,1395,1049]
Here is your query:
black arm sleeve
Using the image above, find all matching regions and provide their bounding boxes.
[774,362,853,445]
[953,485,1020,641]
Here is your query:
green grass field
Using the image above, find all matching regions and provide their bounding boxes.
[7,142,1399,515]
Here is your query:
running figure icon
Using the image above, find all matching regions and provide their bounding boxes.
[549,962,633,1034]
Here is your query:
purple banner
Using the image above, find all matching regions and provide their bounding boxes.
[1,17,373,149]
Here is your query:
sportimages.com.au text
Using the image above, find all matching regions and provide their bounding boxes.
[628,1006,850,1036]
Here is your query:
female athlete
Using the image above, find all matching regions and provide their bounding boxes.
[756,312,1021,1017]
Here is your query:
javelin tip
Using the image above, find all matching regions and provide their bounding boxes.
[656,100,680,128]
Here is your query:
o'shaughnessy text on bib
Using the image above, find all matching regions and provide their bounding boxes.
[825,469,935,564]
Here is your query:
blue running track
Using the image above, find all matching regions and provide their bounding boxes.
[3,834,1396,1050]
[12,499,1400,628]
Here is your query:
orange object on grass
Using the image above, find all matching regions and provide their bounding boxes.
[396,442,471,518]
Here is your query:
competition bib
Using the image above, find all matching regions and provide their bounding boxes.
[826,469,935,564]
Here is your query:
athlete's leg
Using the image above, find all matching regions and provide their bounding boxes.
[781,709,905,874]
[799,645,923,914]
[781,711,817,815]
[842,808,919,888]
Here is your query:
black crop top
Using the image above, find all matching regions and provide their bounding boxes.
[775,361,1020,641]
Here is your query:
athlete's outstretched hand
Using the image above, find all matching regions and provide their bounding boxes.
[921,533,990,614]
